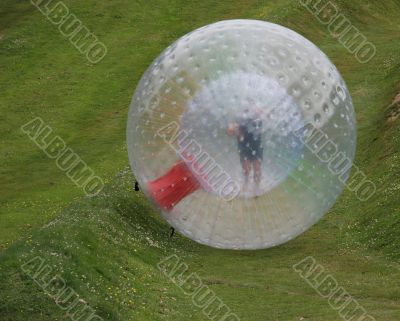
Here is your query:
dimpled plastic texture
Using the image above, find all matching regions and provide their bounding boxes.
[127,20,356,249]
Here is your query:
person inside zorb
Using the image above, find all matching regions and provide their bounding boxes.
[145,71,307,210]
[227,108,264,194]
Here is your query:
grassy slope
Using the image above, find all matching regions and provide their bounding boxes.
[1,0,400,320]
[0,0,262,247]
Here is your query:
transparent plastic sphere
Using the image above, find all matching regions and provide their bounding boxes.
[127,19,356,249]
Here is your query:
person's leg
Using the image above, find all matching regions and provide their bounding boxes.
[253,159,262,186]
[240,156,251,193]
[252,139,263,191]
[241,158,251,183]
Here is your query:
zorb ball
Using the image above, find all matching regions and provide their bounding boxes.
[127,20,356,249]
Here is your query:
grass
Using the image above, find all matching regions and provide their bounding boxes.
[1,0,400,320]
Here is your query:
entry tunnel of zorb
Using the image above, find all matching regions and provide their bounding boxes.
[127,20,356,249]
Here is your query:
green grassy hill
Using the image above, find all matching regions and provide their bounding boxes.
[1,1,399,320]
